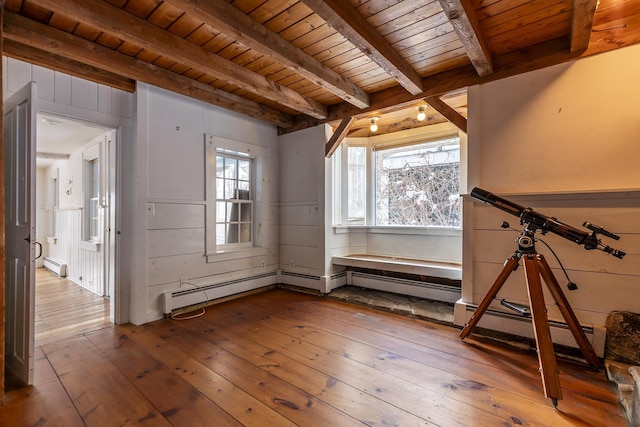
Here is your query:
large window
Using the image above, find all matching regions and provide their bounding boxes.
[336,134,461,228]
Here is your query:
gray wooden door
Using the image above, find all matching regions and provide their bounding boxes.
[4,82,37,385]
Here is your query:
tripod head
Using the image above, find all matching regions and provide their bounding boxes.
[471,187,626,259]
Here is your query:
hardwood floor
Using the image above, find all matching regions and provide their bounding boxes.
[35,268,111,346]
[2,288,626,426]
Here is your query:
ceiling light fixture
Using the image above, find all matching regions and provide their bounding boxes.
[369,117,379,132]
[41,118,62,126]
[416,106,426,122]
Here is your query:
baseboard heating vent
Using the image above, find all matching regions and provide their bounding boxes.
[351,271,461,304]
[161,271,276,314]
[43,257,67,277]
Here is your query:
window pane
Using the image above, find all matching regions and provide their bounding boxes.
[347,146,366,224]
[224,179,236,199]
[227,202,236,222]
[216,156,224,177]
[375,138,460,227]
[216,177,224,199]
[224,157,237,179]
[238,159,250,181]
[216,202,226,222]
[216,224,227,245]
[238,180,250,192]
[240,223,251,243]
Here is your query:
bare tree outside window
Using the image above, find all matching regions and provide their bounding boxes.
[375,138,460,227]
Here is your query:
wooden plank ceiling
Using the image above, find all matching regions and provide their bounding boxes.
[4,0,640,137]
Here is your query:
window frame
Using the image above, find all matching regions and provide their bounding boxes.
[205,134,268,263]
[215,151,254,250]
[334,128,462,231]
[82,144,102,244]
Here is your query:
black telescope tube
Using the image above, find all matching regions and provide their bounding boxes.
[470,187,625,259]
[470,187,526,217]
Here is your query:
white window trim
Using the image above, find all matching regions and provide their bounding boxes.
[205,133,269,263]
[83,143,102,243]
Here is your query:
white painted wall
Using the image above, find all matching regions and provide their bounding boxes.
[457,44,640,340]
[278,126,328,289]
[132,83,280,324]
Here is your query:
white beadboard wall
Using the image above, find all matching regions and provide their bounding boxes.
[133,83,280,324]
[455,44,640,346]
[278,126,329,290]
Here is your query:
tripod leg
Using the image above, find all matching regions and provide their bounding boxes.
[523,255,563,403]
[537,255,602,369]
[460,254,519,340]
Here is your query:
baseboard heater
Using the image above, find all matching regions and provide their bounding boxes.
[43,257,67,277]
[350,271,461,304]
[161,271,277,314]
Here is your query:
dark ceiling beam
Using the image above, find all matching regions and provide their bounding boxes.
[3,39,136,93]
[302,0,424,95]
[425,96,467,133]
[27,0,327,119]
[163,0,370,110]
[437,0,493,77]
[570,0,599,52]
[3,11,293,128]
[325,117,355,158]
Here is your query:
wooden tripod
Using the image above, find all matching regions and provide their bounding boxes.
[459,231,602,407]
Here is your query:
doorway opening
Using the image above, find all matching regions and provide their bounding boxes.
[35,113,117,345]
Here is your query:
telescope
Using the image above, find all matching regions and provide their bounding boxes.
[470,187,625,259]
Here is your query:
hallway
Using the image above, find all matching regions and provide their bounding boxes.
[35,268,111,346]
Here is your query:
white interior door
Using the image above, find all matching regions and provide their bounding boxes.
[4,82,36,385]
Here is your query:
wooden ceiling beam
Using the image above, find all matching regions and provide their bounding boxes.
[3,39,136,93]
[280,37,589,134]
[437,0,493,77]
[3,11,293,128]
[425,96,467,133]
[27,0,327,119]
[163,0,370,110]
[570,0,599,52]
[302,0,424,95]
[325,117,355,158]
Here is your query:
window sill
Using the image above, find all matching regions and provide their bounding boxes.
[333,225,461,236]
[79,241,101,252]
[206,246,267,263]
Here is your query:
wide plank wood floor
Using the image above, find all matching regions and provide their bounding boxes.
[2,288,626,426]
[35,268,111,346]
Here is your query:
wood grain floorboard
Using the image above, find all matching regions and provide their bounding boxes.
[0,288,626,426]
[35,268,111,346]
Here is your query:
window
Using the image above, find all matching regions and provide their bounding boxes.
[83,145,102,243]
[205,134,268,262]
[216,151,253,247]
[335,133,461,228]
[375,138,460,227]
